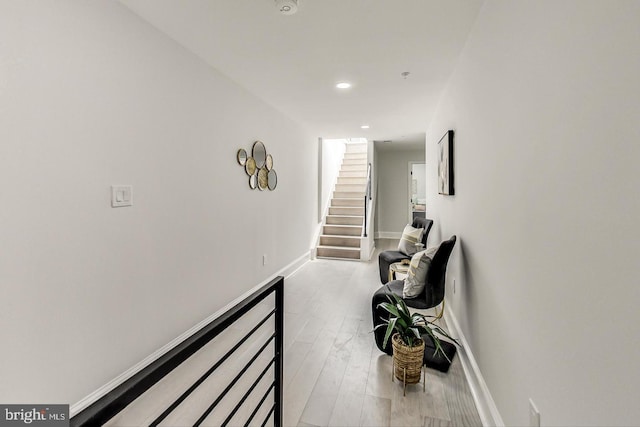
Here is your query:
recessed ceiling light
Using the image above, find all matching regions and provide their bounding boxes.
[336,82,351,89]
[276,0,298,15]
[361,125,370,129]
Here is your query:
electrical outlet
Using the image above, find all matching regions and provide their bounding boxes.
[263,254,267,266]
[529,399,540,427]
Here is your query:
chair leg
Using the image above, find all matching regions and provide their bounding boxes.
[434,299,445,320]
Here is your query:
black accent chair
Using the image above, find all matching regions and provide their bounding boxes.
[372,235,457,372]
[378,217,433,284]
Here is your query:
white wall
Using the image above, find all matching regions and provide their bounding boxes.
[375,149,425,236]
[426,1,640,425]
[319,139,346,220]
[0,1,317,405]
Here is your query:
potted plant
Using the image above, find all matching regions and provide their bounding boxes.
[374,289,459,393]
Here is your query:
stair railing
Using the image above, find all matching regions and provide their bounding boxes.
[363,162,372,237]
[71,276,284,427]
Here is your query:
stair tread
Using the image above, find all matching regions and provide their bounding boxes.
[317,245,361,251]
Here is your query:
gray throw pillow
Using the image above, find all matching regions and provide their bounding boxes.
[403,246,438,298]
[398,224,424,256]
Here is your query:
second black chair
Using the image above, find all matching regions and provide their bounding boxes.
[378,217,433,284]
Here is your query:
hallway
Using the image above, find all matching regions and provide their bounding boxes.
[283,240,481,426]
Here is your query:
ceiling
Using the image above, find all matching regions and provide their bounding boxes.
[120,0,483,150]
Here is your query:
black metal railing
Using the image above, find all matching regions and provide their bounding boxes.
[363,162,372,237]
[71,276,284,427]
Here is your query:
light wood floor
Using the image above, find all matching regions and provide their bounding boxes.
[102,240,481,426]
[283,240,481,427]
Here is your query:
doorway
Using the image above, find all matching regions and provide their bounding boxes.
[408,162,426,222]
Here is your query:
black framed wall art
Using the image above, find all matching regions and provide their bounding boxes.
[437,130,454,195]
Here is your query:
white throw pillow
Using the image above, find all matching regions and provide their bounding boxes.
[397,224,424,256]
[403,246,438,298]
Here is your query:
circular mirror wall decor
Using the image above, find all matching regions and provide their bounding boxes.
[237,148,247,166]
[245,157,256,176]
[257,167,269,191]
[237,141,276,191]
[267,169,278,190]
[252,140,267,168]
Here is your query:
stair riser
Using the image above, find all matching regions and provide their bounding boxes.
[334,191,365,199]
[344,148,367,153]
[335,184,366,193]
[337,177,367,185]
[344,151,367,159]
[342,163,367,169]
[339,171,367,178]
[326,216,363,225]
[331,198,363,207]
[323,226,362,236]
[319,236,361,247]
[329,207,365,216]
[316,247,360,259]
[341,165,368,172]
[342,155,367,165]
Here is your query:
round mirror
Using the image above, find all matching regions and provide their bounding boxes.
[252,141,267,168]
[265,154,273,170]
[249,174,257,189]
[267,169,278,191]
[245,157,256,176]
[236,148,247,166]
[258,167,268,191]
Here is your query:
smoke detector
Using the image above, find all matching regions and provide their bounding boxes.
[276,0,298,15]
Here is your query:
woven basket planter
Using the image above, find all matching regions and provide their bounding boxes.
[391,333,425,385]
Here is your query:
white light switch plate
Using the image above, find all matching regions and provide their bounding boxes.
[111,185,133,207]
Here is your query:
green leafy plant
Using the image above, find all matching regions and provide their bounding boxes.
[375,288,459,360]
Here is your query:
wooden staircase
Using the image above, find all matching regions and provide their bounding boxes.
[317,143,368,260]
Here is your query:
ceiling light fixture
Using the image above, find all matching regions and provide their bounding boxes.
[361,125,370,129]
[336,82,351,89]
[275,0,298,15]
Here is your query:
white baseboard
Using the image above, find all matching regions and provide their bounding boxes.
[375,231,402,239]
[443,304,504,427]
[70,251,310,417]
[368,244,376,261]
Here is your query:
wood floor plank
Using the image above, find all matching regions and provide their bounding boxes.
[365,351,394,400]
[299,317,359,426]
[389,379,428,427]
[424,416,452,427]
[359,395,391,427]
[442,356,482,426]
[283,327,338,426]
[284,341,312,386]
[328,390,365,427]
[420,370,451,422]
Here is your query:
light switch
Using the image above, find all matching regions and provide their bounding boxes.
[111,185,133,207]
